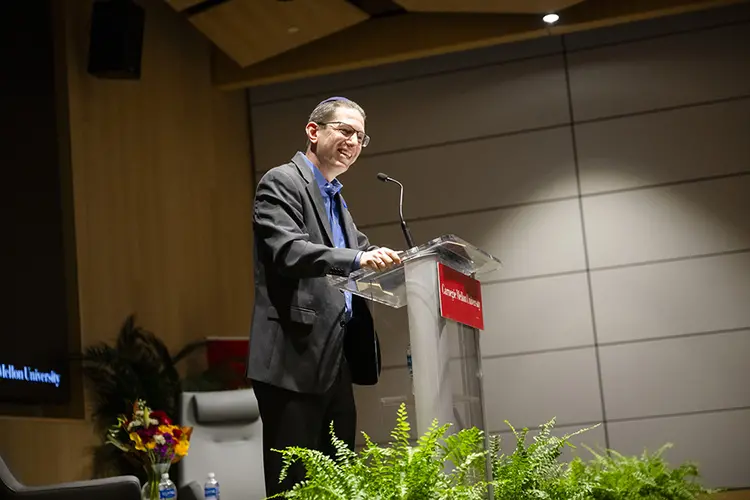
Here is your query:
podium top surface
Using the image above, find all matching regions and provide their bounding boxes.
[328,234,502,308]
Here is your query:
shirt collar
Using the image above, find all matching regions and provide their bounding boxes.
[300,152,343,197]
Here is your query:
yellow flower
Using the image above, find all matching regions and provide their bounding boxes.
[129,432,146,451]
[158,425,174,435]
[146,441,157,450]
[174,440,190,456]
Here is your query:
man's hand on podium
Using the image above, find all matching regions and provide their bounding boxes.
[361,247,402,272]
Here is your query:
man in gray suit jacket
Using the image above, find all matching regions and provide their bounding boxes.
[246,97,402,496]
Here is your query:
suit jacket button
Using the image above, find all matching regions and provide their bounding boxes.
[340,320,346,327]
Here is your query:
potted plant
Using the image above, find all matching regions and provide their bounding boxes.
[269,403,716,499]
[78,314,239,480]
[104,399,192,500]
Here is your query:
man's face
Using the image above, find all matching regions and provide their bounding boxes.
[307,107,366,174]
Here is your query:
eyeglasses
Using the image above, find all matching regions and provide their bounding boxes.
[316,121,370,147]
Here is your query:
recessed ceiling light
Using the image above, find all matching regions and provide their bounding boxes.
[287,26,299,34]
[542,13,560,24]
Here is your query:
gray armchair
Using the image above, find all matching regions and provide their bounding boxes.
[178,389,265,500]
[0,454,140,500]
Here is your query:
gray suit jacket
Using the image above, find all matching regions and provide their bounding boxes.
[246,152,380,394]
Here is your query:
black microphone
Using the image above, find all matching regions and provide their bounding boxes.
[376,172,415,249]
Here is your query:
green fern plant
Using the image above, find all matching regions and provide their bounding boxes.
[267,406,716,500]
[489,419,715,500]
[490,418,599,500]
[269,403,492,500]
[567,443,716,500]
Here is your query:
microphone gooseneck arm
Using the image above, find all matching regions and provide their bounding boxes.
[377,173,415,249]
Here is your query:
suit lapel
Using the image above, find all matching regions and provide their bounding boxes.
[292,153,335,246]
[306,182,334,246]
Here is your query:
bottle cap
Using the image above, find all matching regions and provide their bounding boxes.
[208,472,215,478]
[161,473,169,479]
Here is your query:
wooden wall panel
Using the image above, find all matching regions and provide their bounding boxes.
[0,0,253,486]
[0,418,97,483]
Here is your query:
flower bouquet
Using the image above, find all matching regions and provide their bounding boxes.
[106,400,192,500]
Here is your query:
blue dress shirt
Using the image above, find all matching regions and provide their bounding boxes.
[301,154,361,321]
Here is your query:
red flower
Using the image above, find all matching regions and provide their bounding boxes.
[150,410,172,425]
[140,426,158,438]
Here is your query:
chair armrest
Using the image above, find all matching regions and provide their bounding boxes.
[178,481,203,500]
[7,476,141,500]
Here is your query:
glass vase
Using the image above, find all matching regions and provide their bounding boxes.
[141,461,171,500]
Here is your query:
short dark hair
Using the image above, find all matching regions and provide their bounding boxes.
[305,97,366,149]
[308,96,366,123]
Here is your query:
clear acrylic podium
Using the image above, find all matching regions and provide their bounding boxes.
[329,234,502,438]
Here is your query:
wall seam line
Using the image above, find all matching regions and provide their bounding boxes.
[562,34,611,449]
[486,404,750,436]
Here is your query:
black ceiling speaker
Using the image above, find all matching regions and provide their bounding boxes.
[87,0,145,79]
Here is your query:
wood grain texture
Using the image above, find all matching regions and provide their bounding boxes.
[213,0,748,89]
[190,0,369,67]
[393,0,585,13]
[164,0,206,12]
[708,492,750,500]
[0,0,254,486]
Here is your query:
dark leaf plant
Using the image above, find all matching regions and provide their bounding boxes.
[77,314,202,479]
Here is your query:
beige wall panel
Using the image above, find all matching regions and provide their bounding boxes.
[363,198,586,280]
[565,2,750,50]
[600,330,750,420]
[568,23,750,121]
[342,127,578,227]
[590,253,750,343]
[480,273,594,357]
[576,99,750,194]
[583,176,750,268]
[251,54,570,168]
[482,348,604,431]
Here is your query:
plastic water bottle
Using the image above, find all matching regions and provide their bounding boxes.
[158,473,177,500]
[204,472,220,500]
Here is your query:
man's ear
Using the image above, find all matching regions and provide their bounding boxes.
[305,122,319,144]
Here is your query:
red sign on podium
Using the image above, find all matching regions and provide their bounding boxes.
[206,337,249,389]
[437,262,484,330]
